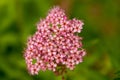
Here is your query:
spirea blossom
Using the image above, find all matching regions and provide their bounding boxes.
[24,6,86,75]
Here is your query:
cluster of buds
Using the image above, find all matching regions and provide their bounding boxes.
[24,6,86,75]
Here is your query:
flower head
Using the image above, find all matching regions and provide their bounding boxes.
[24,6,86,75]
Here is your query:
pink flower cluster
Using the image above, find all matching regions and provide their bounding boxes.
[24,6,86,75]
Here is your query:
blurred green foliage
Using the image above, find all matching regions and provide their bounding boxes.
[0,0,120,80]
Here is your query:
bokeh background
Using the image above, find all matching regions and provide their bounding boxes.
[0,0,120,80]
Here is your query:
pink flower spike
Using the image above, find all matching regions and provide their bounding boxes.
[24,6,86,75]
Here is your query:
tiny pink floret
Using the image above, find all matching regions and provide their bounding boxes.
[24,6,86,75]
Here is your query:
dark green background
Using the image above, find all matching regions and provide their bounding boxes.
[0,0,120,80]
